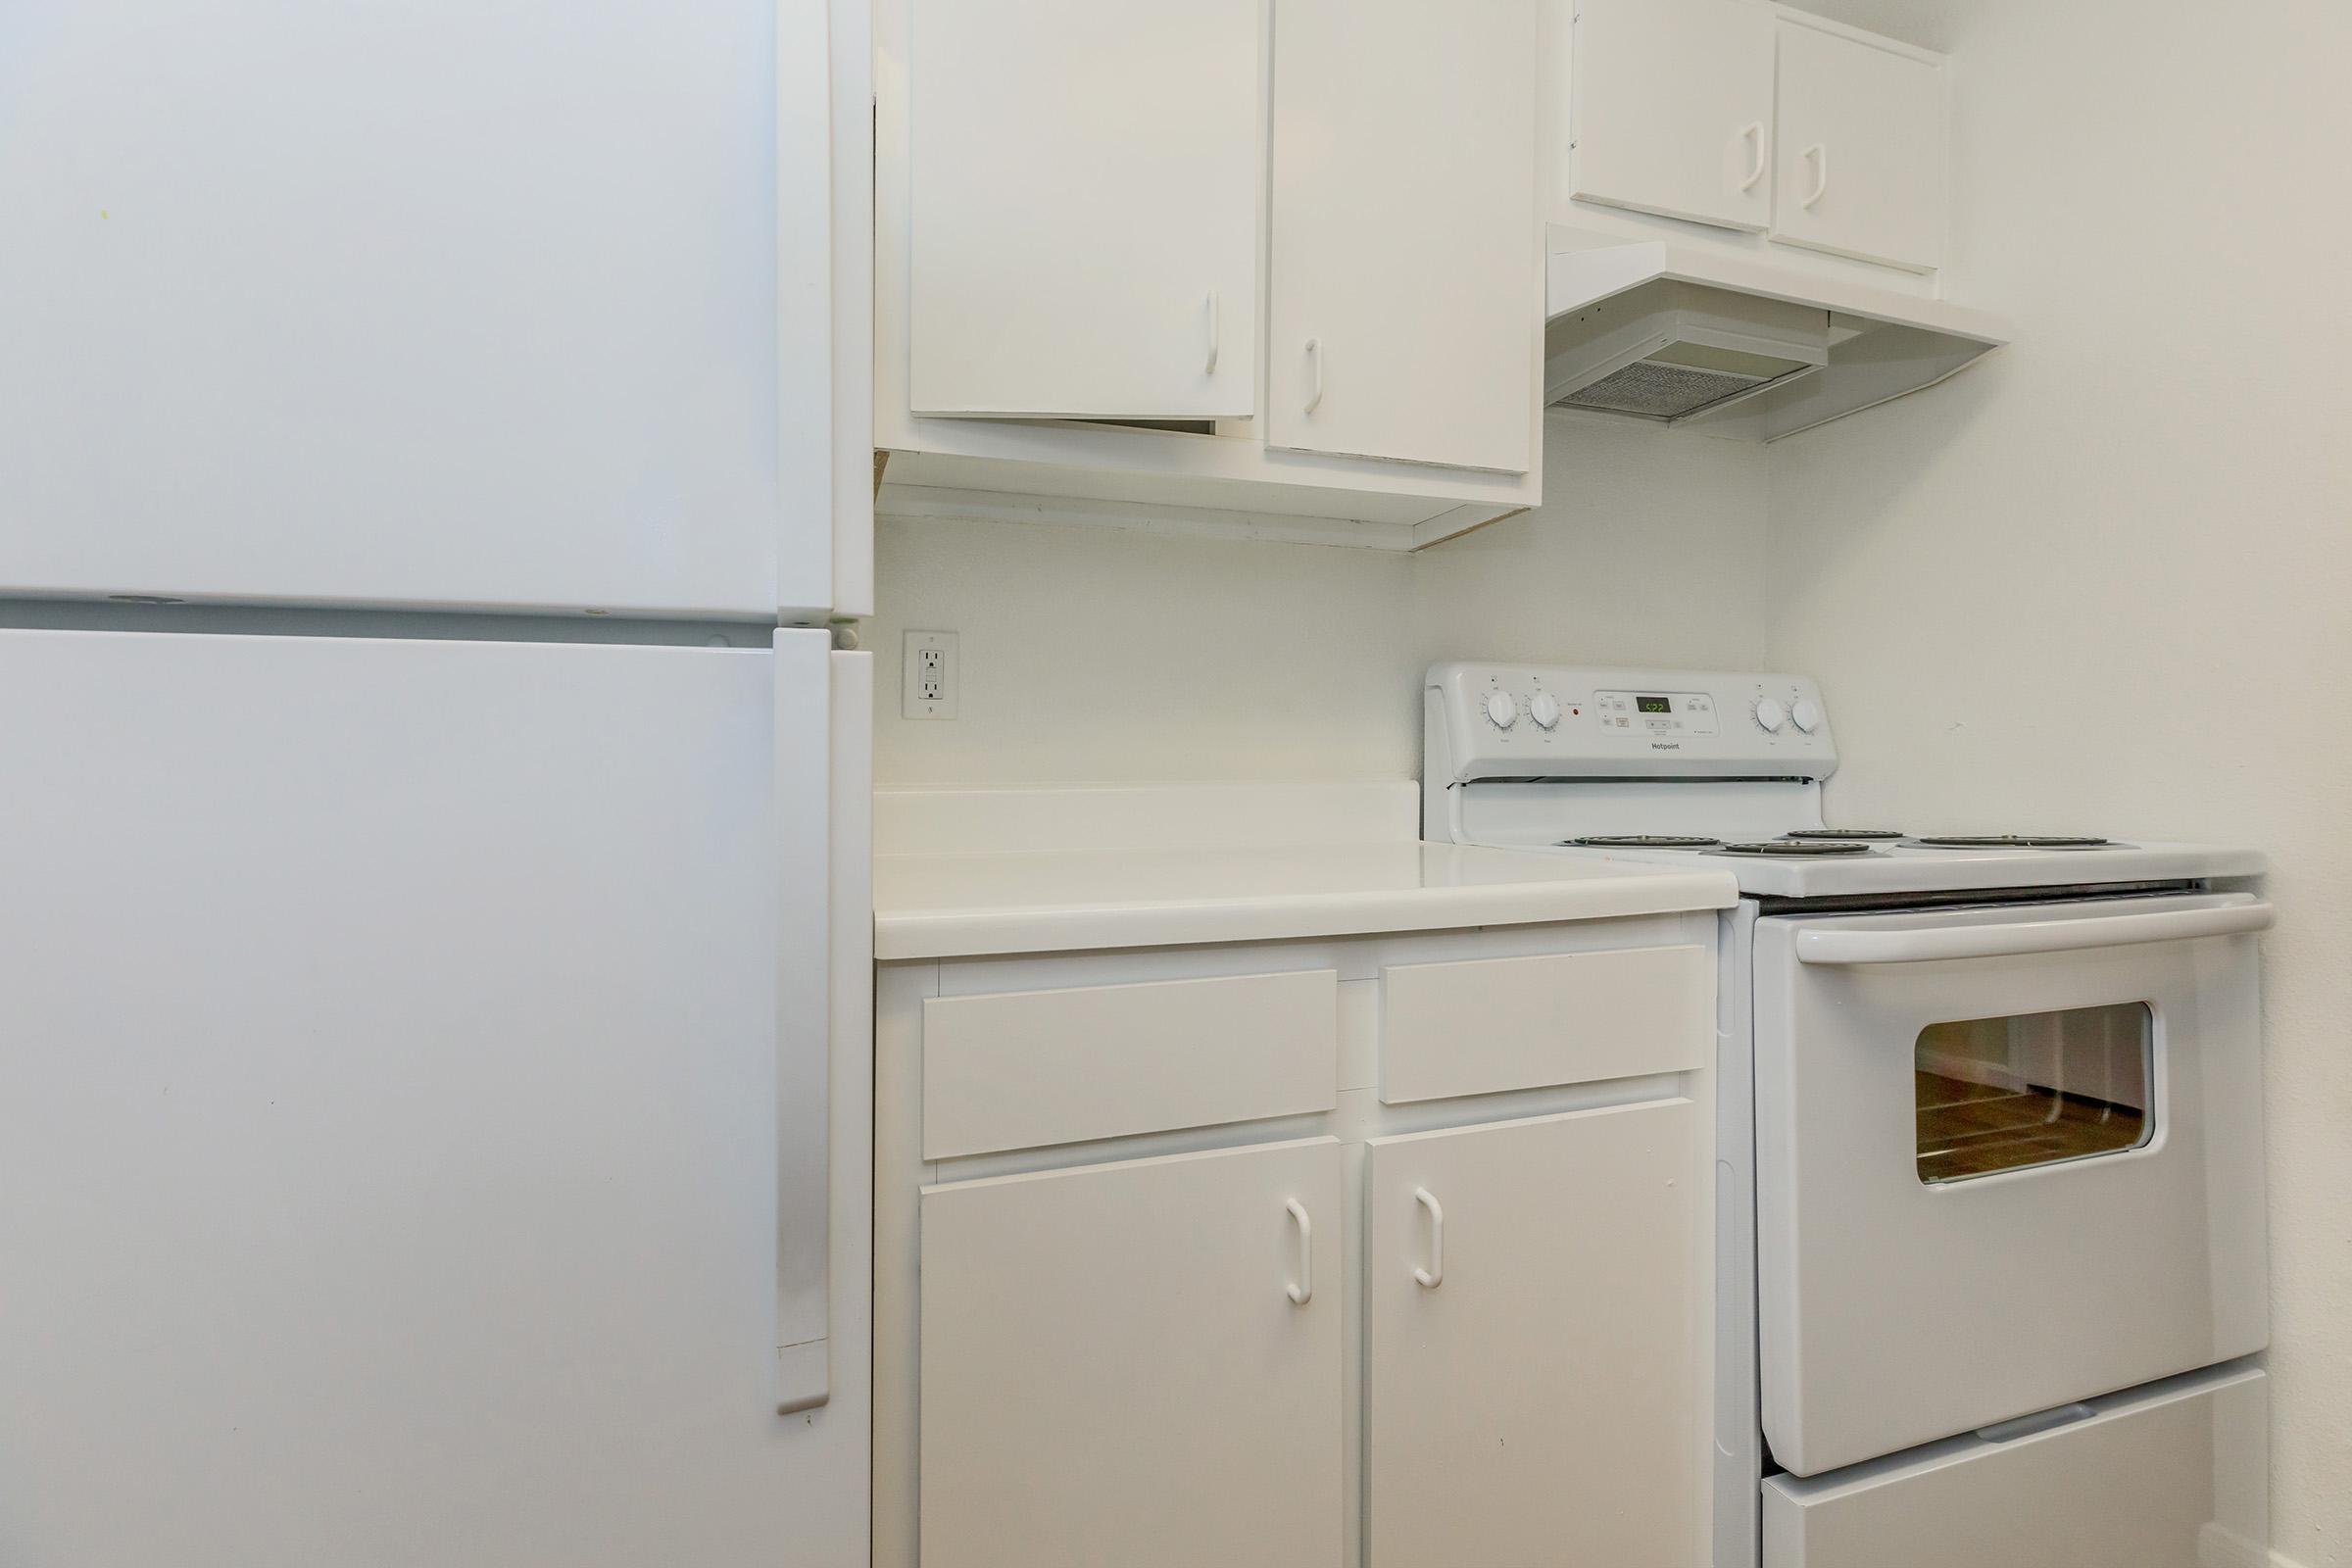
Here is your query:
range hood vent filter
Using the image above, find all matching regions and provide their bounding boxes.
[1561,354,1795,419]
[1545,281,1830,424]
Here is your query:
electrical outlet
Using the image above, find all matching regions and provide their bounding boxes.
[901,630,958,720]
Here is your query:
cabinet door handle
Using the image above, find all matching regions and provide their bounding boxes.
[1412,1188,1445,1289]
[1739,122,1766,192]
[1303,338,1324,415]
[1801,143,1829,209]
[1203,290,1220,376]
[1286,1200,1314,1305]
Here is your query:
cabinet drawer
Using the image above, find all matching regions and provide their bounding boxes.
[1379,945,1708,1103]
[922,970,1339,1158]
[1762,1366,2267,1568]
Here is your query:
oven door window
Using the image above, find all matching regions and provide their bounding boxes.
[1915,1002,2153,1183]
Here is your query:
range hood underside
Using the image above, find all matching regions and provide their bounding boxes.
[1544,235,2009,442]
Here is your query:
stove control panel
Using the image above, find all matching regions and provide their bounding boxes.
[1593,689,1721,737]
[1426,662,1837,784]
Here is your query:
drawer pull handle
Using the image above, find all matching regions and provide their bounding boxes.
[1303,338,1325,415]
[1286,1200,1313,1305]
[1977,1403,2096,1444]
[1203,289,1220,376]
[1413,1188,1445,1289]
[1739,122,1766,192]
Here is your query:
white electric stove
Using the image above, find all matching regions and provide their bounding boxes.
[1424,663,2276,1568]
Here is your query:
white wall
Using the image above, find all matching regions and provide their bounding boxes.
[1766,1,2352,1560]
[1412,414,1770,675]
[869,502,1419,784]
[870,414,1768,785]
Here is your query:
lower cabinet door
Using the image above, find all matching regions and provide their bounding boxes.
[1762,1365,2268,1568]
[1366,1101,1705,1568]
[918,1138,1346,1568]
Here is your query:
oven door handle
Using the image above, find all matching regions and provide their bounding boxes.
[1793,896,2274,966]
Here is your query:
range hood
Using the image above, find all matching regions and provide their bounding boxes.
[1544,227,2009,441]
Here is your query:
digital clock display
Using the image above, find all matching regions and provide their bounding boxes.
[1636,695,1673,714]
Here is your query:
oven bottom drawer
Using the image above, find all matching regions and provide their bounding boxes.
[1762,1364,2266,1568]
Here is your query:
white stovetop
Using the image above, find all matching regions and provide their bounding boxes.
[871,783,1738,961]
[1477,833,2267,900]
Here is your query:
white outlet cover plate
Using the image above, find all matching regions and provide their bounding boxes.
[902,630,958,720]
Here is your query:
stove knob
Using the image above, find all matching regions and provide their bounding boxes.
[1484,691,1518,730]
[1789,697,1823,734]
[1754,697,1788,733]
[1528,692,1561,730]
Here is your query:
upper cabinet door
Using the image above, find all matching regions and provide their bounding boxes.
[1566,0,1777,233]
[1267,0,1540,474]
[906,0,1260,420]
[1365,1102,1706,1568]
[1771,22,1947,272]
[0,0,805,618]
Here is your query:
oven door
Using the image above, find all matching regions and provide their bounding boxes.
[1752,892,2270,1477]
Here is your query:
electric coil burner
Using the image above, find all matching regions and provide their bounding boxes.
[1910,834,2114,849]
[1719,840,1874,857]
[1563,834,1723,849]
[1786,828,1905,842]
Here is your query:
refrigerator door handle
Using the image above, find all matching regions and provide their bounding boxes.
[775,632,869,1413]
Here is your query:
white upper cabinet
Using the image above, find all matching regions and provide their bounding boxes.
[1267,0,1541,474]
[906,0,1260,420]
[1566,0,1777,233]
[874,0,1545,545]
[1551,2,1953,281]
[0,0,850,619]
[1770,20,1947,272]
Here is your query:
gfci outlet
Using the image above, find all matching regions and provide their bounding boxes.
[902,630,959,720]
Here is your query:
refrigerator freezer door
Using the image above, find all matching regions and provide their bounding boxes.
[0,0,866,619]
[0,627,859,1564]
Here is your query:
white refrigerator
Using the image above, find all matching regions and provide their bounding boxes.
[0,0,876,1563]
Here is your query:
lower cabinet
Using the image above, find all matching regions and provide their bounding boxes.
[918,1138,1347,1568]
[1366,1102,1703,1567]
[878,918,1719,1568]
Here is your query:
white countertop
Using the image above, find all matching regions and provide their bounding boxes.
[872,840,1739,960]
